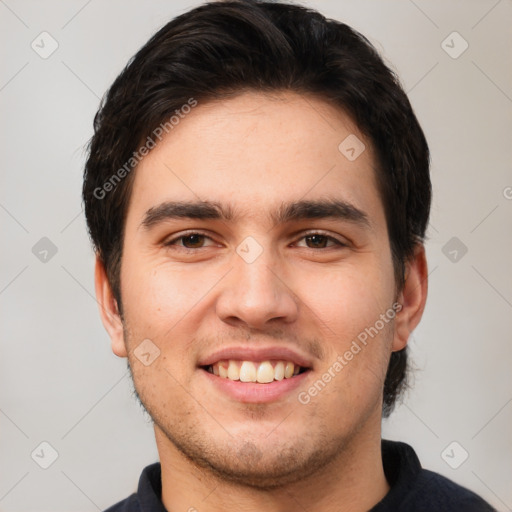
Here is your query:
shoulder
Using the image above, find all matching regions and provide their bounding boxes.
[102,493,139,512]
[403,469,497,511]
[376,440,496,511]
[101,462,164,512]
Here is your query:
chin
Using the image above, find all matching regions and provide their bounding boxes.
[157,418,342,489]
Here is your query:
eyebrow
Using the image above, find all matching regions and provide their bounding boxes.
[141,198,371,230]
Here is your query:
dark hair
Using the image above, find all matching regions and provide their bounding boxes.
[83,0,431,417]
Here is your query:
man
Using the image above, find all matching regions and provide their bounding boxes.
[83,1,495,510]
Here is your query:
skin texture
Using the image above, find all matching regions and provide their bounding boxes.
[96,91,428,512]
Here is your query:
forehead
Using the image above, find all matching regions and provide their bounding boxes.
[127,91,384,228]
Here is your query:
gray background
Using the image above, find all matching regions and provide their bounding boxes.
[1,0,511,510]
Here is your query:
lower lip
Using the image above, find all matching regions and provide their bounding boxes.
[200,368,310,403]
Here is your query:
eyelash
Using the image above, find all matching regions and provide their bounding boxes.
[163,230,347,251]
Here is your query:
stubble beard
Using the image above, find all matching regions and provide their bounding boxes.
[121,317,383,490]
[125,356,357,490]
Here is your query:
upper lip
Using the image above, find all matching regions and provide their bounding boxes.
[198,346,314,369]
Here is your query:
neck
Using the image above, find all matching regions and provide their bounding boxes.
[155,417,389,512]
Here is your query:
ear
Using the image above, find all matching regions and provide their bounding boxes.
[94,255,127,357]
[392,244,428,352]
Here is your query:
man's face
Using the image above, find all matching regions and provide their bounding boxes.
[113,92,403,486]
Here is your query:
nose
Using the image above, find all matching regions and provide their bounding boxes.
[215,247,299,330]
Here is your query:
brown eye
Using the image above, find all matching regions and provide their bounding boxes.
[297,233,344,249]
[180,234,206,248]
[164,232,214,249]
[305,234,330,248]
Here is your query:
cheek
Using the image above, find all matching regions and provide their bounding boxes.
[294,254,397,404]
[121,256,206,334]
[119,256,227,376]
[295,256,396,343]
[127,351,198,431]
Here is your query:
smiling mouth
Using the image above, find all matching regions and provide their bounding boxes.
[201,360,309,384]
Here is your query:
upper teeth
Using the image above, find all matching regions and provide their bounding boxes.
[209,360,301,383]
